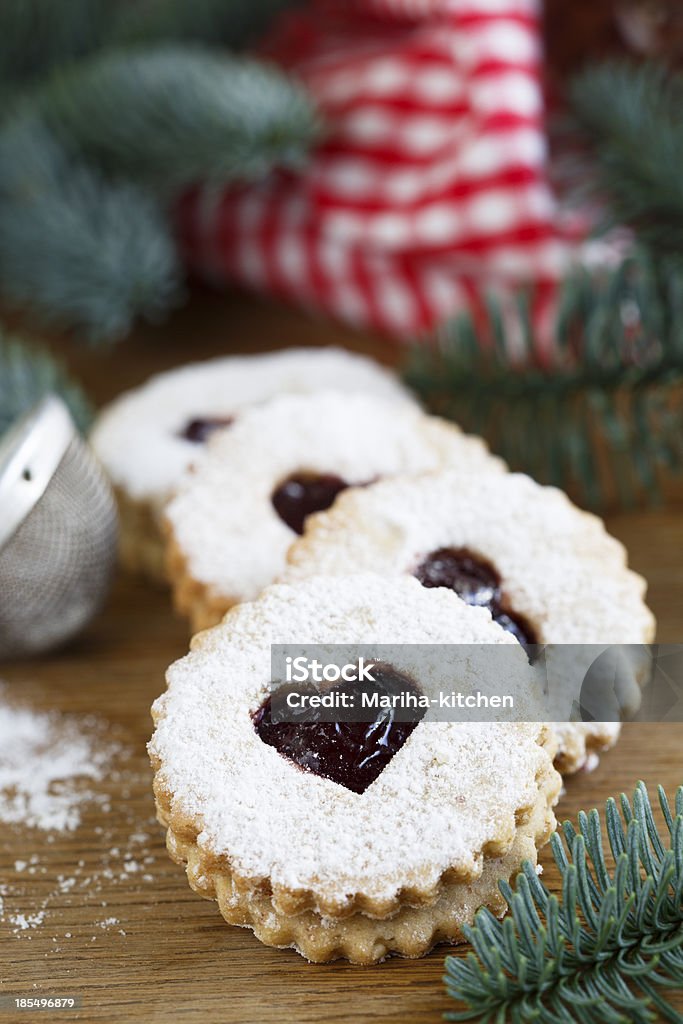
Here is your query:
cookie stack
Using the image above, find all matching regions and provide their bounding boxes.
[93,346,655,963]
[283,470,655,773]
[90,347,415,580]
[149,575,560,964]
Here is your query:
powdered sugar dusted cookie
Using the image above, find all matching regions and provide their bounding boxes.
[149,574,560,964]
[91,347,415,579]
[164,392,505,631]
[284,471,656,773]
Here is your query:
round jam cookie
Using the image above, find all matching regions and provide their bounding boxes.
[90,347,415,580]
[284,471,656,773]
[163,392,505,632]
[149,574,560,964]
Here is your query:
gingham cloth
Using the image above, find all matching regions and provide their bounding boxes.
[176,0,583,343]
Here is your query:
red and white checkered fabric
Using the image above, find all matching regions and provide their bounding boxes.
[176,0,583,343]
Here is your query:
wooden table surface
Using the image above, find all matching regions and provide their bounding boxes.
[1,292,682,1023]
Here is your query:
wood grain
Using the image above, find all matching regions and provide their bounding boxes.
[1,293,682,1023]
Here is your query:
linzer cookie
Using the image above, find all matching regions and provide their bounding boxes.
[149,574,560,964]
[284,471,656,773]
[163,392,505,631]
[90,348,414,579]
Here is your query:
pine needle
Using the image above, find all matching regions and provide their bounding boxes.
[36,46,323,193]
[0,330,92,439]
[0,117,183,343]
[571,62,683,256]
[0,0,111,92]
[0,0,301,91]
[444,782,683,1024]
[403,251,683,508]
[113,0,301,51]
[0,6,320,341]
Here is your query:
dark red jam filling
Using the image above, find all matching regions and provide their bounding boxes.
[271,472,350,535]
[413,547,537,649]
[179,416,234,443]
[252,665,425,794]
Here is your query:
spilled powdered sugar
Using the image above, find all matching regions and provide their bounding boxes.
[0,685,160,945]
[1,838,158,943]
[0,696,119,832]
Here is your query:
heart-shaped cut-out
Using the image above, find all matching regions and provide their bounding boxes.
[253,665,426,794]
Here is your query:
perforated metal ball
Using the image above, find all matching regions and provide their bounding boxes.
[0,396,117,659]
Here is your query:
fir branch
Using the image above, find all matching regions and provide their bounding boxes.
[0,0,112,93]
[444,781,683,1024]
[571,62,683,255]
[113,0,302,51]
[0,118,183,343]
[404,251,683,508]
[0,0,301,93]
[37,46,322,193]
[0,331,92,439]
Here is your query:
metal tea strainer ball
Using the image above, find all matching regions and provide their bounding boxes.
[0,394,118,659]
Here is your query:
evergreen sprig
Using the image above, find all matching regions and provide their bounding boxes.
[0,0,111,92]
[0,118,183,342]
[570,62,683,256]
[0,3,319,341]
[0,0,301,92]
[444,782,683,1024]
[0,330,92,439]
[37,46,322,193]
[404,250,683,508]
[113,0,301,51]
